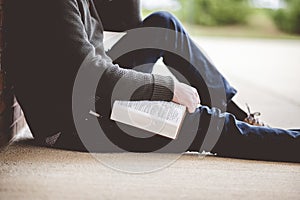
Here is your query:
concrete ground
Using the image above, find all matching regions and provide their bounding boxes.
[0,37,300,199]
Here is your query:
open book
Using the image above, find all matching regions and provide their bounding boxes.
[109,101,186,139]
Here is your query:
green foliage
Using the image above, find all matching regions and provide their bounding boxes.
[272,0,300,34]
[179,0,251,26]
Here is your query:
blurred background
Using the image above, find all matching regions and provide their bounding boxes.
[142,0,300,39]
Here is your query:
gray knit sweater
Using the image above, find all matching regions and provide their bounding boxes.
[4,0,174,140]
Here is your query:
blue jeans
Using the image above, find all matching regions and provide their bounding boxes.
[55,12,300,163]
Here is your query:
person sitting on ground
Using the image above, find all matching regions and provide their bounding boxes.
[3,0,299,162]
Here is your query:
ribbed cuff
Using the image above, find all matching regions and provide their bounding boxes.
[151,74,174,101]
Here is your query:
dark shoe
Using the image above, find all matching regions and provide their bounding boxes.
[243,104,269,127]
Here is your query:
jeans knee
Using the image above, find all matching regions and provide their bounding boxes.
[143,11,176,28]
[152,11,174,21]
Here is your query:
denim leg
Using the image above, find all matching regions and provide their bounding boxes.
[54,103,300,163]
[206,108,300,163]
[103,12,300,162]
[182,106,299,163]
[107,11,237,111]
[144,12,237,110]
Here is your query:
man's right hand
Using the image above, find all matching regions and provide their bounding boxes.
[172,82,200,113]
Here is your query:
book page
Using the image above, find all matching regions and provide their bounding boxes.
[115,101,186,125]
[109,101,187,139]
[103,31,127,51]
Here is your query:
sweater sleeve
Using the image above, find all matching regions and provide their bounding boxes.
[61,0,174,102]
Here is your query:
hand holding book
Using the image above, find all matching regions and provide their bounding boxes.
[108,82,200,139]
[88,81,200,139]
[172,82,200,113]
